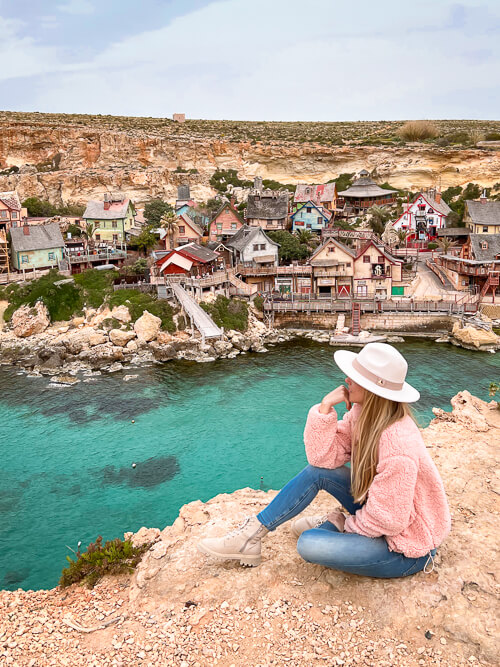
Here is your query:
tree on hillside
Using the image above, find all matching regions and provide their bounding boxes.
[129,225,158,256]
[367,205,391,236]
[267,231,309,263]
[66,223,83,238]
[22,197,56,217]
[144,199,174,227]
[294,229,318,252]
[160,211,179,250]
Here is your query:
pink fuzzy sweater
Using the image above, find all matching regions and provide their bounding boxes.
[304,403,451,558]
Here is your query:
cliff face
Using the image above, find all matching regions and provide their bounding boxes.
[1,115,500,206]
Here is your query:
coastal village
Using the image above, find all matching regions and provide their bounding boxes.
[0,167,499,375]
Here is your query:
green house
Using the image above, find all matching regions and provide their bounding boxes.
[83,193,135,245]
[10,223,65,271]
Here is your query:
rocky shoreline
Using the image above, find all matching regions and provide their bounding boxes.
[0,391,498,666]
[0,301,498,381]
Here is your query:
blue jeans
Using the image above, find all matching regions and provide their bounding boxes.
[257,465,435,578]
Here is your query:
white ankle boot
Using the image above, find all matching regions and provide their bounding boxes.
[290,515,329,538]
[197,516,269,567]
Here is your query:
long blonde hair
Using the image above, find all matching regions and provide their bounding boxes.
[351,391,416,504]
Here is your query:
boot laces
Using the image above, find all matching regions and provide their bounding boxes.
[314,515,329,528]
[225,516,252,539]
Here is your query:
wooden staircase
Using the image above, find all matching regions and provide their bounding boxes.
[351,302,361,336]
[0,230,9,279]
[479,271,499,303]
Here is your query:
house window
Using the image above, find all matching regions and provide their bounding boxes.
[178,226,185,234]
[231,223,237,229]
[386,265,391,276]
[0,210,7,219]
[327,246,335,253]
[217,223,222,230]
[378,256,384,263]
[306,207,311,214]
[363,255,370,263]
[346,262,351,268]
[317,217,322,225]
[112,220,117,228]
[48,252,55,261]
[95,234,101,241]
[480,241,488,250]
[94,221,100,228]
[253,244,259,251]
[21,255,28,263]
[306,224,312,229]
[11,211,18,219]
[483,226,488,233]
[113,234,118,241]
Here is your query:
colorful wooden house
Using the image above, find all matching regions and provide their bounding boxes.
[338,170,397,213]
[10,223,65,271]
[437,233,500,294]
[226,225,279,292]
[154,242,220,277]
[175,204,210,231]
[293,183,338,214]
[208,202,245,242]
[0,191,27,232]
[392,191,451,242]
[309,239,356,297]
[160,212,204,249]
[353,240,404,299]
[464,195,500,235]
[245,189,289,231]
[291,201,332,233]
[83,193,135,246]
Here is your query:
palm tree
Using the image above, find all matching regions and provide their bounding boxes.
[295,229,315,249]
[83,222,95,254]
[436,237,458,254]
[367,205,391,237]
[160,211,179,250]
[396,229,409,246]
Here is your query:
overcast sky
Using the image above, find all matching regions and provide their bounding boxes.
[1,0,499,121]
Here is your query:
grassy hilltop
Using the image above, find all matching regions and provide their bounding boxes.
[1,111,499,147]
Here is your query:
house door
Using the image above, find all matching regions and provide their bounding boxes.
[357,284,367,297]
[338,284,351,298]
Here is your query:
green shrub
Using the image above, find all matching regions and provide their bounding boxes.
[3,269,83,322]
[143,199,174,226]
[74,268,118,309]
[444,131,471,145]
[108,289,175,332]
[200,296,248,331]
[427,242,438,250]
[253,295,264,312]
[59,535,151,589]
[485,132,500,141]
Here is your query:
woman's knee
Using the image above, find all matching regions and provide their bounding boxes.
[297,530,334,565]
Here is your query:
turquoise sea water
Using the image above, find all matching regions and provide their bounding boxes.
[0,340,498,591]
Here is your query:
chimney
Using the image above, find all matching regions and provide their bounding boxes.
[480,189,488,204]
[435,191,442,204]
[23,224,30,236]
[103,193,110,210]
[230,196,235,208]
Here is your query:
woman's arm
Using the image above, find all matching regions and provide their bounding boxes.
[344,454,418,537]
[304,387,356,469]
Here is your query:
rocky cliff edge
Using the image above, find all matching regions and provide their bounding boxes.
[0,391,498,666]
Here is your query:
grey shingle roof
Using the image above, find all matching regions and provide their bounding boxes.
[11,223,64,252]
[424,194,451,216]
[465,200,500,226]
[83,199,131,220]
[338,176,397,198]
[225,225,279,251]
[469,234,500,261]
[437,227,470,237]
[179,242,219,262]
[246,191,289,220]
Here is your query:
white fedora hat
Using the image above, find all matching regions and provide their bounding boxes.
[334,343,420,403]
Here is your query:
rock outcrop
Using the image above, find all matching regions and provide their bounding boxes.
[0,392,498,666]
[11,302,50,337]
[133,311,161,343]
[452,321,499,351]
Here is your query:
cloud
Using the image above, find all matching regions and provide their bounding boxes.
[0,16,62,81]
[58,0,95,15]
[2,0,500,120]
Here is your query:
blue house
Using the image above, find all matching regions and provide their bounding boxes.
[291,200,332,233]
[175,204,210,231]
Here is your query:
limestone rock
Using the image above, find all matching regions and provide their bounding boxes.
[126,339,138,352]
[71,316,85,327]
[128,392,499,664]
[134,311,161,342]
[124,527,160,548]
[88,331,108,347]
[452,321,499,349]
[156,332,174,345]
[109,329,136,347]
[89,305,111,326]
[11,303,50,337]
[213,340,233,355]
[78,343,124,368]
[111,305,132,323]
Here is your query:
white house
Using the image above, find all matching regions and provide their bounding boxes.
[226,225,280,291]
[392,191,451,242]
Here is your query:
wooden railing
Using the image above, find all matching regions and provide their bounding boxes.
[264,297,477,315]
[67,250,127,263]
[236,264,278,276]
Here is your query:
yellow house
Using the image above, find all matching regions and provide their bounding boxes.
[464,196,500,235]
[353,241,404,298]
[310,239,356,297]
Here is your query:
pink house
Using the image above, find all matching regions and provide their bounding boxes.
[208,202,245,242]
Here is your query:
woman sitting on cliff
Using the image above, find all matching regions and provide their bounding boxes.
[198,343,451,578]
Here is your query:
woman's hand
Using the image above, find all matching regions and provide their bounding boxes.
[319,385,351,414]
[327,509,346,532]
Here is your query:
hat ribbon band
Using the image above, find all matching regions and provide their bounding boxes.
[352,358,404,391]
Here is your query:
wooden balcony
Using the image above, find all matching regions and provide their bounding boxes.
[437,257,495,277]
[276,265,312,275]
[236,263,277,276]
[67,250,127,264]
